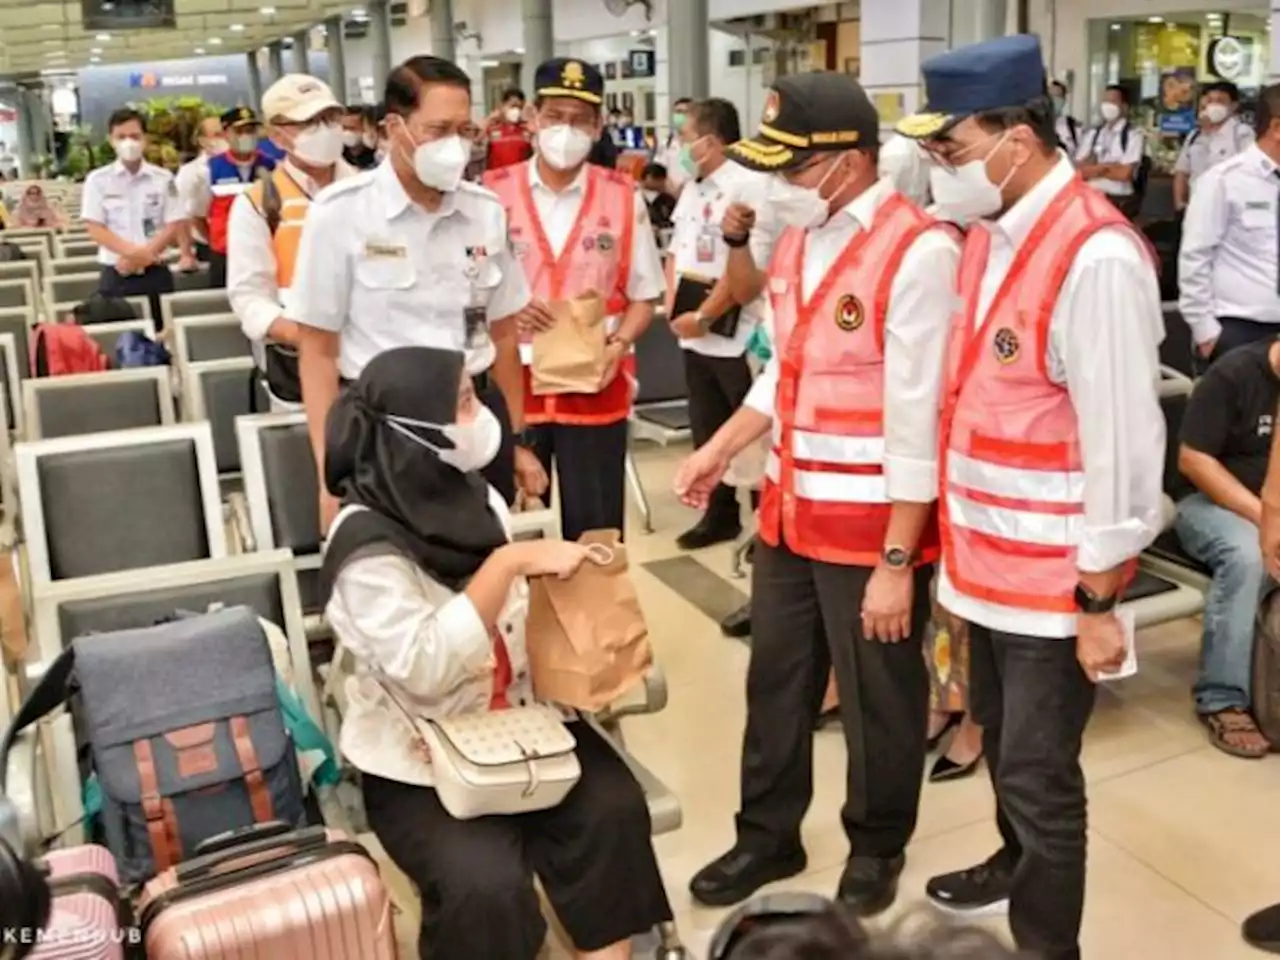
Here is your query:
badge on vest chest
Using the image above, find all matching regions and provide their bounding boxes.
[597,232,615,253]
[835,294,864,332]
[993,327,1020,364]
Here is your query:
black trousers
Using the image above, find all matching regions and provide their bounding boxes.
[969,623,1096,960]
[194,241,211,263]
[1206,316,1277,368]
[362,723,673,960]
[97,264,174,332]
[736,537,932,858]
[208,249,228,289]
[684,349,754,527]
[477,381,516,506]
[528,419,628,542]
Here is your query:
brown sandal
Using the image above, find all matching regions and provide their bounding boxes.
[1201,709,1270,759]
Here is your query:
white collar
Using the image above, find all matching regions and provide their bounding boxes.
[990,156,1076,250]
[528,159,588,195]
[817,176,892,235]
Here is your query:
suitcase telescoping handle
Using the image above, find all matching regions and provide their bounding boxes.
[193,820,296,857]
[175,823,329,883]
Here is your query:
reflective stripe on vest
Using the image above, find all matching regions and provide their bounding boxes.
[207,153,273,254]
[484,160,637,426]
[758,190,941,567]
[939,176,1142,613]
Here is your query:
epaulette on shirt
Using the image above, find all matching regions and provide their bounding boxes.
[309,169,376,206]
[458,179,502,205]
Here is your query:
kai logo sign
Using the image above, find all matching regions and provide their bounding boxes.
[128,71,229,89]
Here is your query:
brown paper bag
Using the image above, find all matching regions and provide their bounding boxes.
[530,293,608,396]
[525,529,653,711]
[0,546,27,662]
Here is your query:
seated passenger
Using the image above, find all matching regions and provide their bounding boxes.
[1176,335,1280,759]
[320,346,674,960]
[13,185,65,228]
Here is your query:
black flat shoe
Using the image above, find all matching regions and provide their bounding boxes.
[926,712,963,752]
[1244,902,1280,953]
[721,603,752,639]
[836,854,905,917]
[815,707,841,731]
[929,752,983,783]
[676,518,742,551]
[690,843,807,908]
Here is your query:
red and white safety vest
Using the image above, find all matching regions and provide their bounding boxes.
[759,190,944,567]
[484,161,636,426]
[940,175,1141,613]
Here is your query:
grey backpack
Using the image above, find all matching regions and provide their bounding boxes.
[0,606,305,883]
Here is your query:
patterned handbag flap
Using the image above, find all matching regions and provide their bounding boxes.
[427,706,577,767]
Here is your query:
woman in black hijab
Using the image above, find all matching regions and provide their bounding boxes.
[321,346,674,960]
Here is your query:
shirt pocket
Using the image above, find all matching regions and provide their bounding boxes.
[1240,202,1275,233]
[355,256,416,291]
[100,196,128,229]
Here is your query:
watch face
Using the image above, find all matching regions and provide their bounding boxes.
[884,547,911,568]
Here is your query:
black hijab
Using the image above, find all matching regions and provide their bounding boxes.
[319,346,508,596]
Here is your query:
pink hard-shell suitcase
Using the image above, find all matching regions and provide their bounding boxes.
[138,822,397,959]
[31,845,127,959]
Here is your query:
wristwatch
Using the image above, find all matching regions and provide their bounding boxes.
[881,546,914,570]
[722,230,751,249]
[692,309,708,331]
[1074,583,1119,614]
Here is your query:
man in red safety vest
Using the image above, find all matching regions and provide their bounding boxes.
[674,71,961,917]
[202,106,275,287]
[898,35,1166,960]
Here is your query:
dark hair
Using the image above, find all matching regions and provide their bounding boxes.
[501,87,526,103]
[107,107,145,134]
[1203,80,1241,102]
[384,56,472,118]
[1104,83,1131,106]
[641,162,668,179]
[1255,83,1280,138]
[688,97,741,144]
[974,94,1058,153]
[1049,79,1067,96]
[674,96,693,109]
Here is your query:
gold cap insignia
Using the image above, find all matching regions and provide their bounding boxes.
[562,61,586,89]
[762,90,781,124]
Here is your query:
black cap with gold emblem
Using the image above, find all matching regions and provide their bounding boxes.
[728,71,880,173]
[220,106,260,129]
[534,57,605,106]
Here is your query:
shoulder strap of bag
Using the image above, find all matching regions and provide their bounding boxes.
[261,170,283,237]
[0,647,75,791]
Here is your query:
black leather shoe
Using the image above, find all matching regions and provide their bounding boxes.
[929,752,983,783]
[677,517,742,551]
[720,603,752,639]
[689,844,807,908]
[1244,903,1280,953]
[836,854,905,917]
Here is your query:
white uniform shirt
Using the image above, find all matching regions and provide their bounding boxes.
[668,162,772,358]
[82,160,183,266]
[290,162,531,378]
[327,495,539,788]
[1174,116,1254,187]
[227,159,358,343]
[1055,115,1083,158]
[936,158,1166,639]
[656,135,690,191]
[1179,145,1280,347]
[744,179,961,504]
[1075,120,1145,197]
[174,154,213,241]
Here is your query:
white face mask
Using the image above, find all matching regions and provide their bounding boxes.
[928,133,1014,222]
[538,124,595,171]
[342,130,362,149]
[204,138,229,156]
[767,157,843,231]
[1099,102,1121,123]
[113,138,143,163]
[1203,103,1230,125]
[292,123,345,167]
[386,406,502,474]
[407,133,469,192]
[504,107,523,124]
[233,133,258,155]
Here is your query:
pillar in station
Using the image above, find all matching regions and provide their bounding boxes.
[26,89,51,166]
[949,0,1010,49]
[268,41,285,81]
[292,29,311,74]
[247,51,264,108]
[666,0,709,101]
[858,0,951,138]
[370,0,393,86]
[1272,0,1280,80]
[521,0,553,93]
[430,0,455,63]
[13,89,33,176]
[326,16,348,102]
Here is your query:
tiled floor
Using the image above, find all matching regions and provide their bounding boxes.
[389,443,1280,959]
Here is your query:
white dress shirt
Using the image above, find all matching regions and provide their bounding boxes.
[327,493,539,788]
[1075,120,1145,197]
[82,160,183,266]
[937,158,1166,639]
[174,154,213,239]
[744,179,961,503]
[290,162,531,378]
[1055,115,1083,158]
[668,161,773,357]
[1178,145,1280,347]
[227,159,358,343]
[878,136,932,207]
[1174,116,1254,186]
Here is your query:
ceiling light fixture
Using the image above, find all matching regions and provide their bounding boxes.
[195,47,206,54]
[260,6,276,14]
[209,37,222,44]
[91,47,102,53]
[1147,15,1164,22]
[96,33,111,41]
[90,56,101,63]
[230,22,245,31]
[1109,22,1121,30]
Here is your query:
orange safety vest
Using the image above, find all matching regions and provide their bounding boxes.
[939,176,1142,613]
[483,161,636,426]
[758,191,943,567]
[244,167,312,291]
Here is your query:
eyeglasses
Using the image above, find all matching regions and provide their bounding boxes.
[398,117,480,143]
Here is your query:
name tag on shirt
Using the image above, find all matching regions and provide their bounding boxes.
[1246,201,1272,211]
[364,241,407,259]
[695,229,717,264]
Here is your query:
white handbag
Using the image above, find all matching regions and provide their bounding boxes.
[378,681,581,819]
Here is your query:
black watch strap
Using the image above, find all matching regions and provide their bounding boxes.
[1074,583,1118,614]
[722,231,750,249]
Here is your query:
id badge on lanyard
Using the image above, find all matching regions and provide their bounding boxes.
[696,198,719,264]
[464,245,491,348]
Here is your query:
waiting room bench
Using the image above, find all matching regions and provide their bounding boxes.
[22,367,175,441]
